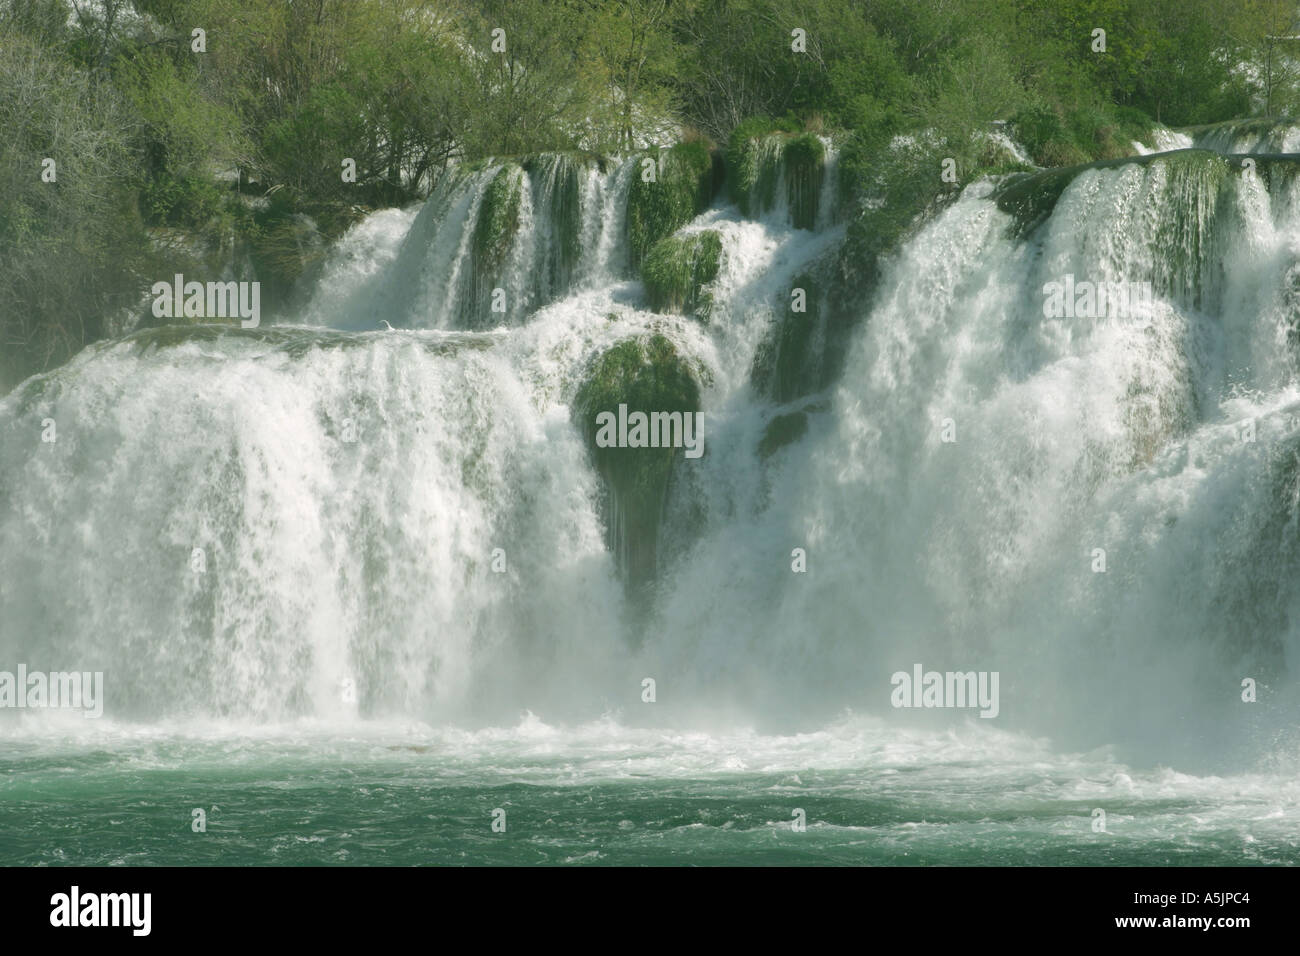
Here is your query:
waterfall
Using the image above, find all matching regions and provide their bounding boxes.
[306,155,641,332]
[1187,119,1300,154]
[652,151,1300,766]
[3,140,1298,774]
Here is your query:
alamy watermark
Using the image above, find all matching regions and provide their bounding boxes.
[1043,274,1154,326]
[50,886,150,936]
[593,404,704,458]
[0,665,104,718]
[151,273,260,328]
[890,663,1000,718]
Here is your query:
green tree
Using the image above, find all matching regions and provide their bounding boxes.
[0,34,146,387]
[454,0,597,155]
[1239,0,1300,117]
[583,0,684,148]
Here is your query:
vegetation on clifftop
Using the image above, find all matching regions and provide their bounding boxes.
[3,0,1294,388]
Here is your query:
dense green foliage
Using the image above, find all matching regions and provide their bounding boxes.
[2,0,1295,387]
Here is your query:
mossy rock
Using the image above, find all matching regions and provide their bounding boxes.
[758,410,808,459]
[783,134,826,229]
[725,122,827,226]
[992,164,1089,239]
[1239,154,1300,191]
[473,163,524,275]
[522,153,585,293]
[725,118,798,215]
[459,163,525,327]
[642,230,722,319]
[751,272,821,402]
[757,399,829,460]
[574,334,704,591]
[626,142,717,270]
[993,149,1277,310]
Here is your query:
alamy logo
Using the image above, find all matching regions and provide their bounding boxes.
[594,404,704,458]
[50,886,150,936]
[151,273,260,328]
[890,664,1000,718]
[0,665,103,718]
[1042,274,1153,324]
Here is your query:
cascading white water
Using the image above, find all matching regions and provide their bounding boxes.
[1135,127,1195,154]
[650,154,1300,768]
[1189,120,1300,154]
[1137,118,1300,157]
[2,144,1298,776]
[0,326,634,724]
[307,155,641,332]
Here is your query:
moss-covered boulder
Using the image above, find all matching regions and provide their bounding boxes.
[725,122,828,227]
[522,153,585,294]
[784,134,826,229]
[472,163,524,275]
[626,142,717,270]
[459,162,524,327]
[992,148,1235,239]
[726,118,796,215]
[641,230,722,319]
[751,272,822,402]
[994,149,1262,309]
[574,334,704,591]
[757,410,809,460]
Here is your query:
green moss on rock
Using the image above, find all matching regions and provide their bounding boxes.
[574,334,704,591]
[725,122,827,227]
[472,163,524,274]
[459,162,525,327]
[1245,154,1300,189]
[726,118,797,215]
[994,149,1292,311]
[784,134,826,230]
[626,142,717,269]
[641,230,722,319]
[523,153,585,293]
[758,410,808,459]
[751,272,821,402]
[993,149,1228,239]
